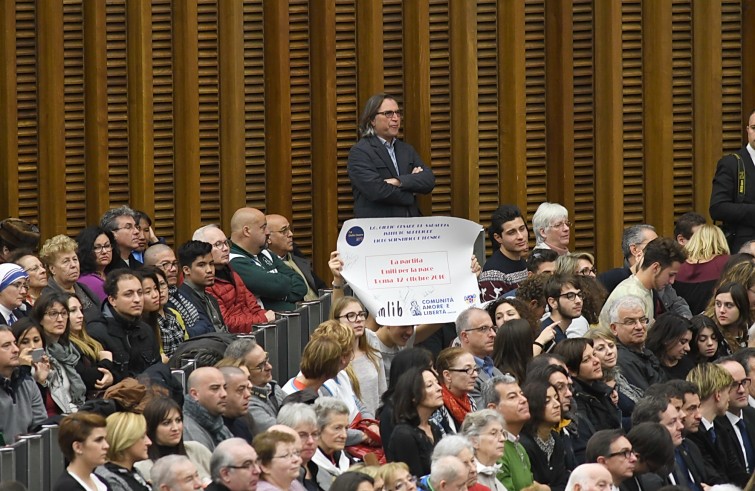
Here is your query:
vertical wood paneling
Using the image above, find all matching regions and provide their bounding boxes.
[197,0,220,225]
[622,0,644,226]
[428,0,451,215]
[15,0,38,224]
[63,0,86,234]
[126,0,155,218]
[449,0,479,221]
[37,0,67,238]
[692,0,722,217]
[218,0,246,232]
[173,0,201,245]
[105,1,129,208]
[477,0,499,228]
[356,0,383,110]
[643,0,674,235]
[383,0,404,103]
[83,0,110,223]
[671,0,693,218]
[594,0,625,269]
[0,2,19,218]
[743,0,755,118]
[721,1,743,152]
[524,0,546,222]
[402,1,432,216]
[311,0,339,276]
[498,0,528,213]
[572,0,595,252]
[335,0,358,227]
[544,0,575,224]
[152,0,175,244]
[242,1,265,212]
[289,0,313,254]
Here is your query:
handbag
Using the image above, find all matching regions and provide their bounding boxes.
[346,415,386,464]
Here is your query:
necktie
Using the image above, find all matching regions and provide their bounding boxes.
[384,141,400,175]
[736,419,755,471]
[673,448,700,491]
[8,313,17,325]
[709,426,717,444]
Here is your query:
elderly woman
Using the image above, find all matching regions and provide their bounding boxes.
[254,430,307,491]
[376,463,416,491]
[0,263,29,325]
[461,410,508,491]
[9,250,47,305]
[96,411,152,491]
[40,234,101,323]
[311,397,355,491]
[76,226,116,302]
[278,403,321,491]
[429,434,487,491]
[54,412,110,491]
[532,202,570,256]
[436,347,478,432]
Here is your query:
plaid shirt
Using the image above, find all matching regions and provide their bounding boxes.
[158,307,187,356]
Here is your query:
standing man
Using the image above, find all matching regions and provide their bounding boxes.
[710,109,755,251]
[348,93,435,218]
[478,204,529,301]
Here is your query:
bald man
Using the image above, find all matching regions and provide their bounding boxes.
[265,214,324,302]
[566,463,613,491]
[228,208,307,311]
[427,456,469,491]
[183,367,233,451]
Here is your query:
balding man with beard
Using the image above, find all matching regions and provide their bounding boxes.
[228,208,307,312]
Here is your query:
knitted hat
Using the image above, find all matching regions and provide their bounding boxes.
[0,218,40,251]
[0,263,29,292]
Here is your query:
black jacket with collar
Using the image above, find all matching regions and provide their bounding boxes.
[615,343,667,392]
[710,145,755,251]
[714,407,755,481]
[686,419,748,487]
[571,378,622,464]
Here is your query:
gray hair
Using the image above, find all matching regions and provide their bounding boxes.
[192,224,223,242]
[224,338,258,360]
[210,437,250,481]
[532,202,568,245]
[151,454,193,490]
[460,409,505,440]
[100,205,137,232]
[566,463,611,491]
[455,307,488,337]
[277,403,318,429]
[480,374,518,407]
[313,397,349,430]
[431,434,474,462]
[429,456,467,489]
[621,224,656,260]
[607,295,646,324]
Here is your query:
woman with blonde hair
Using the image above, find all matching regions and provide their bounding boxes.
[675,224,731,314]
[376,463,416,491]
[253,430,307,491]
[331,296,386,416]
[39,234,101,323]
[96,412,152,491]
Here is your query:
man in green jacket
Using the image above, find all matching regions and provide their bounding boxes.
[228,207,307,312]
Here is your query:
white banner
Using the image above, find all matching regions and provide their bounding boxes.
[337,217,483,324]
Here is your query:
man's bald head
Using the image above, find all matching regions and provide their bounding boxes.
[188,367,227,416]
[144,243,174,265]
[144,243,179,286]
[566,463,613,491]
[230,208,264,234]
[230,208,268,255]
[265,214,293,257]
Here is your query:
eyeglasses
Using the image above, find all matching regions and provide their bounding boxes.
[93,243,112,253]
[607,449,636,459]
[338,311,368,322]
[465,325,498,335]
[549,220,571,229]
[273,226,293,235]
[23,264,43,274]
[114,223,141,232]
[9,281,29,291]
[298,431,320,441]
[559,291,585,301]
[225,459,260,471]
[272,450,301,460]
[45,310,69,319]
[157,260,179,271]
[618,317,649,327]
[390,475,417,491]
[376,109,402,119]
[447,366,481,376]
[248,353,270,371]
[732,378,752,390]
[577,267,597,276]
[211,239,230,250]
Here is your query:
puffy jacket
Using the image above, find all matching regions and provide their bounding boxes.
[206,266,269,333]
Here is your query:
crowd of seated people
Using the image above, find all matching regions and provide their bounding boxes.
[4,197,755,491]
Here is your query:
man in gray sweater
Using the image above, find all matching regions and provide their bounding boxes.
[0,325,46,442]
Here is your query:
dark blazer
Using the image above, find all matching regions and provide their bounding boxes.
[347,135,435,218]
[714,407,755,479]
[687,420,748,487]
[292,243,326,292]
[53,470,113,491]
[709,145,755,251]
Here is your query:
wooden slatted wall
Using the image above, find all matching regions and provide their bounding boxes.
[1,0,753,277]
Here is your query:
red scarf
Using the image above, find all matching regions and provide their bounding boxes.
[442,385,473,424]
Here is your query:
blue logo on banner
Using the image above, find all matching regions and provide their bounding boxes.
[345,226,365,246]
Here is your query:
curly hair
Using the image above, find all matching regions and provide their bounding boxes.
[39,234,78,267]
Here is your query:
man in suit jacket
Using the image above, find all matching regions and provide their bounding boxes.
[265,214,325,301]
[347,93,435,218]
[715,359,755,478]
[710,108,755,252]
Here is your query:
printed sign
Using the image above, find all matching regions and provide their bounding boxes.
[337,217,483,324]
